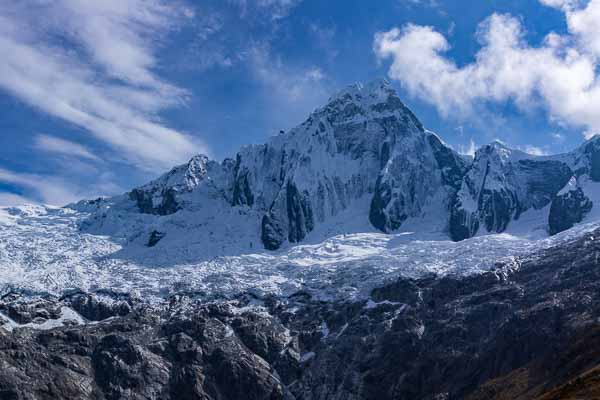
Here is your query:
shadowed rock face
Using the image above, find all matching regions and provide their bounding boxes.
[549,187,593,235]
[448,144,575,241]
[129,187,180,216]
[584,140,600,182]
[2,230,600,399]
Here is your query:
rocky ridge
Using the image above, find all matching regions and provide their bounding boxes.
[75,80,600,253]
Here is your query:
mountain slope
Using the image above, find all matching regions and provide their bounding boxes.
[3,79,600,301]
[79,79,467,252]
[1,221,600,400]
[3,79,600,399]
[72,80,600,256]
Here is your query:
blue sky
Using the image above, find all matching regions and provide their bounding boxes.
[1,0,599,205]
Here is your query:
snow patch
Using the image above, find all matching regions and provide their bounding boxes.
[0,306,85,332]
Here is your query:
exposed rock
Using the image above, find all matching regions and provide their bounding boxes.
[549,186,593,235]
[2,229,600,399]
[261,212,286,251]
[127,154,224,216]
[129,186,180,216]
[147,230,166,247]
[581,137,600,182]
[0,293,62,324]
[450,143,573,240]
[64,292,132,322]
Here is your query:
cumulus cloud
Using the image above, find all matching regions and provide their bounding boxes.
[0,1,207,171]
[522,145,550,156]
[374,0,600,139]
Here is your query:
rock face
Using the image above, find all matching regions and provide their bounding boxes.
[128,155,235,216]
[449,143,574,240]
[0,295,289,400]
[549,185,593,235]
[76,80,600,251]
[2,228,600,399]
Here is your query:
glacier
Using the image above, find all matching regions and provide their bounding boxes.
[1,201,599,302]
[2,78,600,302]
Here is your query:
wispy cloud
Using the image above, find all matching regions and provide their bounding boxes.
[34,134,100,162]
[308,23,339,61]
[0,1,207,172]
[248,44,329,128]
[0,168,123,206]
[0,169,87,206]
[230,0,302,20]
[458,138,477,157]
[0,192,32,207]
[374,0,600,140]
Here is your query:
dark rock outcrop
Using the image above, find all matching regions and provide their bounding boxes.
[232,154,255,207]
[147,230,166,247]
[64,292,132,321]
[129,187,180,216]
[549,186,593,235]
[261,212,286,251]
[285,182,315,244]
[2,229,600,399]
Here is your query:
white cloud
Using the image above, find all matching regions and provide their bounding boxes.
[0,169,84,206]
[231,0,301,20]
[459,138,477,157]
[0,1,207,172]
[0,168,123,206]
[308,23,339,60]
[541,0,600,57]
[522,145,549,156]
[0,192,33,207]
[249,44,328,105]
[539,0,574,8]
[551,132,566,143]
[374,1,600,140]
[401,0,442,9]
[34,134,100,162]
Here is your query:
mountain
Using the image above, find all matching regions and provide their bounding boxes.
[74,79,600,254]
[78,79,457,252]
[4,79,600,400]
[4,78,600,300]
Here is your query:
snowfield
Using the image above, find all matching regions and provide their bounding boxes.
[1,203,597,302]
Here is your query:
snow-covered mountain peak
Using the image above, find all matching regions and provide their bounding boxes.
[145,153,210,191]
[328,78,394,104]
[320,78,422,128]
[44,79,600,254]
[475,141,537,165]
